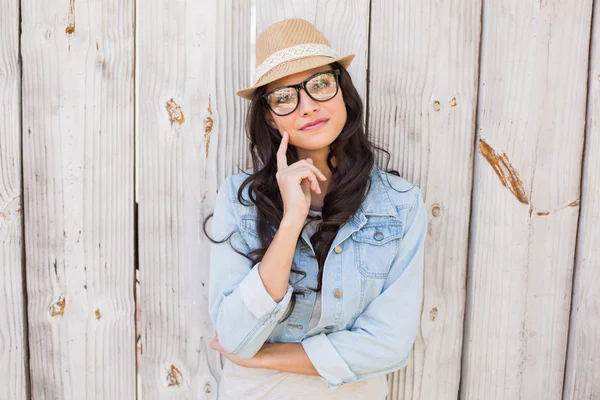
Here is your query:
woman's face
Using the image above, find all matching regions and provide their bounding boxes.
[263,64,347,152]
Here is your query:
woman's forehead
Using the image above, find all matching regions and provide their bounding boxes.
[266,65,333,91]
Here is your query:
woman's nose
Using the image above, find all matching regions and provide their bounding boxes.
[298,88,319,115]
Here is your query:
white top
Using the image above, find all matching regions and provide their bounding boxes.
[217,207,388,399]
[306,207,323,332]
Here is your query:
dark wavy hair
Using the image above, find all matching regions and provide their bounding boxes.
[203,61,405,323]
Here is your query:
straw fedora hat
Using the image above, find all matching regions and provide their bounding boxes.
[236,18,355,100]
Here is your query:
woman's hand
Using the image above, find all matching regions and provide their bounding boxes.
[276,131,327,221]
[209,333,265,369]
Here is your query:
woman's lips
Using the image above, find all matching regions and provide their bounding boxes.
[301,119,328,131]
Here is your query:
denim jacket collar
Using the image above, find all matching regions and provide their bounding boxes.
[246,164,396,215]
[239,164,399,254]
[313,164,398,254]
[358,165,398,218]
[287,165,399,255]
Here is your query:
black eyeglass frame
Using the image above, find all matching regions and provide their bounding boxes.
[260,69,341,116]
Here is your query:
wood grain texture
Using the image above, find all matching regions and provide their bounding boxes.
[136,0,252,398]
[368,1,482,399]
[0,0,28,398]
[563,0,600,398]
[20,0,136,398]
[5,0,600,398]
[462,1,593,399]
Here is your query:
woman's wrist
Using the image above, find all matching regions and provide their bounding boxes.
[280,214,306,231]
[255,343,275,369]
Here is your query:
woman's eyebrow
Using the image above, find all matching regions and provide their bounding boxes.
[270,81,298,90]
[267,70,329,93]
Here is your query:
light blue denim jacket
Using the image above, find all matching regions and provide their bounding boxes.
[208,164,427,390]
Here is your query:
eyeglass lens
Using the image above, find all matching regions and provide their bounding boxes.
[266,71,338,116]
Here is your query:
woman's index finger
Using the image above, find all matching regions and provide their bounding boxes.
[276,131,289,171]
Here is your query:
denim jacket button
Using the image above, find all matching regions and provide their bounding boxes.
[334,245,342,254]
[373,231,384,240]
[333,288,343,298]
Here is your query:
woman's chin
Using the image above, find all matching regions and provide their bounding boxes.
[295,134,335,149]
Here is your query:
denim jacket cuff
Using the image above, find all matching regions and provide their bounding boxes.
[238,261,294,320]
[301,332,357,390]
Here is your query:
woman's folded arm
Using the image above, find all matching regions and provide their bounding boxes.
[208,176,294,359]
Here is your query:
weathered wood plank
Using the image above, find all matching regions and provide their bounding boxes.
[137,0,252,398]
[563,1,600,398]
[20,0,136,397]
[0,0,28,398]
[462,1,593,399]
[368,1,482,399]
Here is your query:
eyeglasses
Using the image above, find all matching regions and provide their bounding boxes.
[261,69,341,117]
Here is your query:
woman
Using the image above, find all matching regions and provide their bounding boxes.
[203,18,427,399]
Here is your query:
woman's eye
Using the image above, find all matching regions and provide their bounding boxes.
[310,77,332,90]
[276,94,293,103]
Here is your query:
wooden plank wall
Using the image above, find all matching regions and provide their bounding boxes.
[1,0,599,399]
[563,0,600,398]
[6,0,137,398]
[136,0,251,397]
[0,0,27,398]
[136,0,215,397]
[367,1,481,398]
[462,1,594,399]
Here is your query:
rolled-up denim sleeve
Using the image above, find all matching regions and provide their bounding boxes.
[208,176,294,359]
[301,188,427,390]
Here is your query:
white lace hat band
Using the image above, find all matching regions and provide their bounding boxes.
[236,18,355,100]
[252,43,340,83]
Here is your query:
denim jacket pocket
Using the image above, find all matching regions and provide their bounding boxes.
[351,220,403,278]
[240,214,258,236]
[240,214,262,251]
